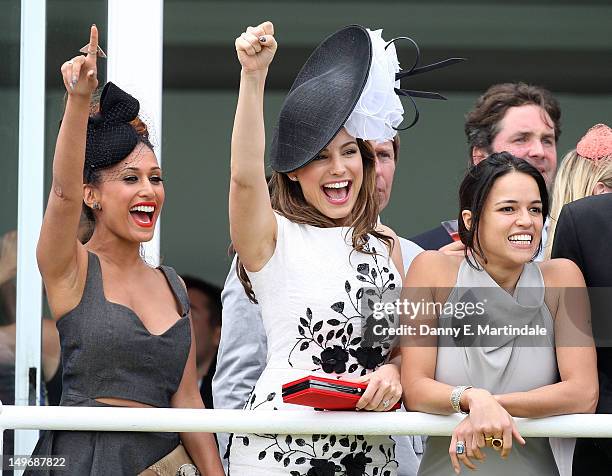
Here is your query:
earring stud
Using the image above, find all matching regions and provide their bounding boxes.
[92,202,101,210]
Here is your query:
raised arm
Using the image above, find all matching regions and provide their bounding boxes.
[229,22,278,272]
[36,26,99,292]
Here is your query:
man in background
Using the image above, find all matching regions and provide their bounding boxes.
[182,275,222,410]
[411,82,561,251]
[552,193,612,475]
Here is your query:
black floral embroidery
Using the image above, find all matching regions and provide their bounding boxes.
[350,345,385,370]
[287,241,399,376]
[246,391,277,410]
[341,452,372,476]
[235,432,398,475]
[307,458,336,476]
[229,241,402,475]
[320,346,349,373]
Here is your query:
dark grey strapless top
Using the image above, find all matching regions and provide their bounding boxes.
[56,252,191,408]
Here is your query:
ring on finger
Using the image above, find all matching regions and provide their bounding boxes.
[491,438,503,450]
[68,60,74,65]
[456,441,465,455]
[382,399,390,409]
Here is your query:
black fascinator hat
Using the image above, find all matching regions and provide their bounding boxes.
[270,25,465,173]
[271,26,371,173]
[85,81,142,172]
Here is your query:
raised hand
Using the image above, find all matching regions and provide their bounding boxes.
[60,24,99,96]
[235,21,277,74]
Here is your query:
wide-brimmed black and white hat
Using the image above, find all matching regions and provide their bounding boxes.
[270,25,464,173]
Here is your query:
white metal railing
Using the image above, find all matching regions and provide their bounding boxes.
[3,405,612,436]
[3,404,612,475]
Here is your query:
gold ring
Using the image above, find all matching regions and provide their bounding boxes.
[484,436,493,441]
[491,438,503,450]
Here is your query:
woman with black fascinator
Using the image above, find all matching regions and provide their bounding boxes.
[227,20,460,476]
[26,26,223,476]
[401,153,597,475]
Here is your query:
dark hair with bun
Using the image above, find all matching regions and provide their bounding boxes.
[81,82,154,223]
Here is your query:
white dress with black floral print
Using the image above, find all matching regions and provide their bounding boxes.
[228,213,402,476]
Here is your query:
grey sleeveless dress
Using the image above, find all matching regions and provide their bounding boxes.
[418,259,561,476]
[25,252,192,476]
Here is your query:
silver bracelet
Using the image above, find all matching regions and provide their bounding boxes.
[450,385,472,414]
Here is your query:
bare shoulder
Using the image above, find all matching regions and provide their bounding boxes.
[539,258,586,287]
[405,250,461,287]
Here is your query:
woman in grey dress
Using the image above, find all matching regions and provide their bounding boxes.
[401,153,598,475]
[29,25,223,475]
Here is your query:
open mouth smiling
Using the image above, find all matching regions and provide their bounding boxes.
[321,180,352,205]
[129,202,156,228]
[507,233,534,248]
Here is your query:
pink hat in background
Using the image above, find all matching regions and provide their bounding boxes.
[576,123,612,162]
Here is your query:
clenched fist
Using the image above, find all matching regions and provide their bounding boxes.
[235,21,277,73]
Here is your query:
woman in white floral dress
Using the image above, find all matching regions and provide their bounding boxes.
[227,21,409,476]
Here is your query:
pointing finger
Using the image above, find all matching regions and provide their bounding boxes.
[89,24,99,53]
[86,24,99,69]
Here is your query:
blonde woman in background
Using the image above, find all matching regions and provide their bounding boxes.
[546,123,612,259]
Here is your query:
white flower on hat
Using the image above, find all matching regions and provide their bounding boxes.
[344,29,404,143]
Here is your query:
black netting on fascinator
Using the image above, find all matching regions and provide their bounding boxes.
[85,82,144,173]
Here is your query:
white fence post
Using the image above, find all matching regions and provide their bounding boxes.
[107,0,164,266]
[14,0,46,462]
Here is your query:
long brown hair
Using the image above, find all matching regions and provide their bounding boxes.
[237,138,394,303]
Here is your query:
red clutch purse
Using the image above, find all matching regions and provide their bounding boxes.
[282,375,400,411]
